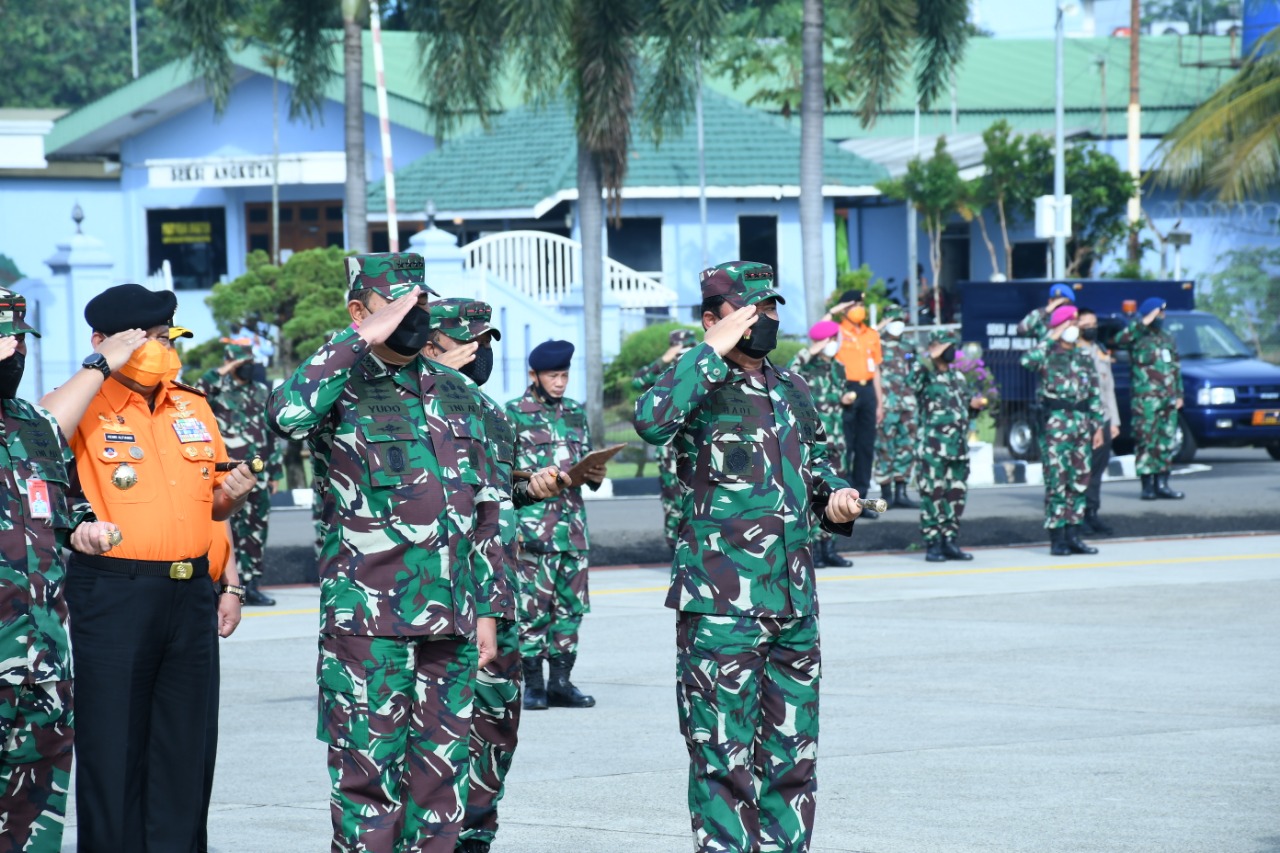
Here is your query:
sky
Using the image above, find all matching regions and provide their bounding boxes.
[973,0,1147,39]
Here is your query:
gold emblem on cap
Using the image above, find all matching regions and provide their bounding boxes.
[111,462,138,490]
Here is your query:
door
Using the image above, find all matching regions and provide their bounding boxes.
[245,201,345,258]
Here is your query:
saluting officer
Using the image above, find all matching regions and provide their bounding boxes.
[267,253,506,853]
[635,261,863,853]
[874,304,921,509]
[1113,297,1186,501]
[0,288,121,853]
[632,328,697,553]
[423,297,563,853]
[506,341,606,710]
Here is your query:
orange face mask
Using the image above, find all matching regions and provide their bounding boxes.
[845,306,867,324]
[117,340,171,388]
[161,346,183,384]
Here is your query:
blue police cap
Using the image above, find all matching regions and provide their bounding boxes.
[529,340,574,371]
[1139,297,1166,317]
[1049,283,1075,303]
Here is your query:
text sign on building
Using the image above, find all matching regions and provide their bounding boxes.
[146,152,346,189]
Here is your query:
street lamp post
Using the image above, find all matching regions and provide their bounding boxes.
[1054,3,1068,280]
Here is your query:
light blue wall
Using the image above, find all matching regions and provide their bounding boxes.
[0,178,127,289]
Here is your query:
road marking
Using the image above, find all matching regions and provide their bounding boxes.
[242,607,319,619]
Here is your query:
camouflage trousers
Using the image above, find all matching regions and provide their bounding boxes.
[658,443,682,551]
[1042,411,1091,529]
[231,485,272,583]
[1132,396,1179,475]
[516,549,590,660]
[459,619,522,847]
[0,680,72,853]
[875,411,917,485]
[317,633,477,853]
[916,457,968,545]
[676,613,820,853]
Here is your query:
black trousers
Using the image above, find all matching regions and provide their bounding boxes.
[841,380,878,497]
[65,556,218,853]
[1086,419,1113,513]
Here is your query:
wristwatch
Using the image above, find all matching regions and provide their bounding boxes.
[220,584,245,601]
[82,353,110,379]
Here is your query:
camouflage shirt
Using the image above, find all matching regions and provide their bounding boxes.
[506,388,593,554]
[878,337,920,423]
[909,359,972,460]
[197,370,284,478]
[786,349,845,441]
[267,327,505,638]
[0,400,73,685]
[635,344,853,618]
[1020,341,1105,430]
[1113,319,1184,401]
[632,356,673,391]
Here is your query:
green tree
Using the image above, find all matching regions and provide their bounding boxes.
[974,119,1040,278]
[1057,144,1139,277]
[414,0,736,443]
[1142,0,1234,34]
[1200,246,1280,355]
[0,0,184,108]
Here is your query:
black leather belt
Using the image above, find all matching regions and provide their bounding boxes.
[1044,398,1090,414]
[845,379,872,387]
[72,552,210,580]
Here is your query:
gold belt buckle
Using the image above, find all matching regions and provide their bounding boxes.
[169,561,194,580]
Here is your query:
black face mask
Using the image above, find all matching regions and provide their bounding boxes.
[384,306,433,357]
[1081,327,1099,342]
[234,362,254,382]
[0,351,23,399]
[940,344,957,364]
[737,315,779,359]
[460,346,494,386]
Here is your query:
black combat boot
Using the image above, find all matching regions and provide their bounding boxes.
[1083,508,1113,536]
[941,536,973,561]
[521,658,548,711]
[811,541,831,568]
[1049,527,1073,556]
[1155,472,1185,500]
[546,654,595,708]
[893,480,918,509]
[242,579,276,606]
[824,539,852,568]
[1140,474,1157,501]
[1065,525,1099,555]
[458,839,491,853]
[925,540,946,562]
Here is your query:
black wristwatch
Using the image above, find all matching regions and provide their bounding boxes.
[82,353,110,379]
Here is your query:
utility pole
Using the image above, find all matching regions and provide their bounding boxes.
[1053,4,1067,280]
[1097,54,1107,140]
[1127,0,1142,262]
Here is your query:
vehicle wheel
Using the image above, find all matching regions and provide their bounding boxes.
[1267,442,1280,461]
[1172,413,1197,464]
[1005,409,1041,462]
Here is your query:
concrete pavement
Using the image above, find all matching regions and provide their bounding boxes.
[61,532,1280,852]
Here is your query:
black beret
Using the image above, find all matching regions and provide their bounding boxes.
[85,283,177,335]
[529,340,574,372]
[838,289,864,304]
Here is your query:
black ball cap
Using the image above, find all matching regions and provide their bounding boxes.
[529,339,574,372]
[85,283,178,335]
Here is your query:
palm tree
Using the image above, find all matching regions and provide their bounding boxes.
[412,0,731,441]
[1154,31,1280,203]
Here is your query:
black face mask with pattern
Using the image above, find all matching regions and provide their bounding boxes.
[460,347,494,386]
[0,351,23,399]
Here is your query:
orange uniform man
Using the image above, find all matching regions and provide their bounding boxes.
[826,289,884,517]
[40,283,256,853]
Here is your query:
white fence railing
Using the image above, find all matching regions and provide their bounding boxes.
[463,230,677,310]
[144,259,173,291]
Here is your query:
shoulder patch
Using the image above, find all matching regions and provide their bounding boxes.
[170,381,207,398]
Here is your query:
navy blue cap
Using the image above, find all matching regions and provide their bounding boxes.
[1049,283,1075,302]
[1139,297,1166,317]
[529,340,574,371]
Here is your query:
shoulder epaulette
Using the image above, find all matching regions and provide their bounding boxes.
[170,381,207,398]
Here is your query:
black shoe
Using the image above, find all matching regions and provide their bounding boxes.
[547,654,595,708]
[457,840,491,853]
[1049,527,1073,556]
[1155,472,1185,500]
[824,539,852,568]
[1140,474,1157,501]
[893,480,918,509]
[925,541,946,562]
[1083,509,1113,536]
[242,580,276,606]
[1066,525,1099,555]
[941,536,973,561]
[522,658,548,711]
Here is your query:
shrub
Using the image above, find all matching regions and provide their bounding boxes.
[606,321,703,402]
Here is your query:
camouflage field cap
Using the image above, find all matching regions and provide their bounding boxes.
[221,337,254,360]
[345,252,439,300]
[928,328,959,348]
[0,287,40,338]
[428,298,502,342]
[881,303,904,321]
[699,261,785,308]
[670,328,697,347]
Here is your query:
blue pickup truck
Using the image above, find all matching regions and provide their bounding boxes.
[956,279,1280,463]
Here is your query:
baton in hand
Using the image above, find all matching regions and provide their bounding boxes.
[857,498,888,513]
[214,456,265,474]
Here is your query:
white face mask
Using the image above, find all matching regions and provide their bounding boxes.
[822,341,840,358]
[1061,325,1081,344]
[886,320,906,338]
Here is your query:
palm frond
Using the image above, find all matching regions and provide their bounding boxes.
[640,0,734,142]
[278,0,334,123]
[571,0,640,208]
[845,0,915,127]
[500,0,572,104]
[161,0,245,113]
[407,0,508,139]
[914,0,969,109]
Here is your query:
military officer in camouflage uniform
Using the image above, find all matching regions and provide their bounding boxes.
[1020,305,1106,556]
[911,329,986,562]
[0,289,123,853]
[198,337,283,605]
[635,261,863,853]
[423,298,564,853]
[632,328,697,552]
[874,304,920,509]
[788,319,853,568]
[266,253,507,853]
[507,341,605,710]
[1113,297,1186,501]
